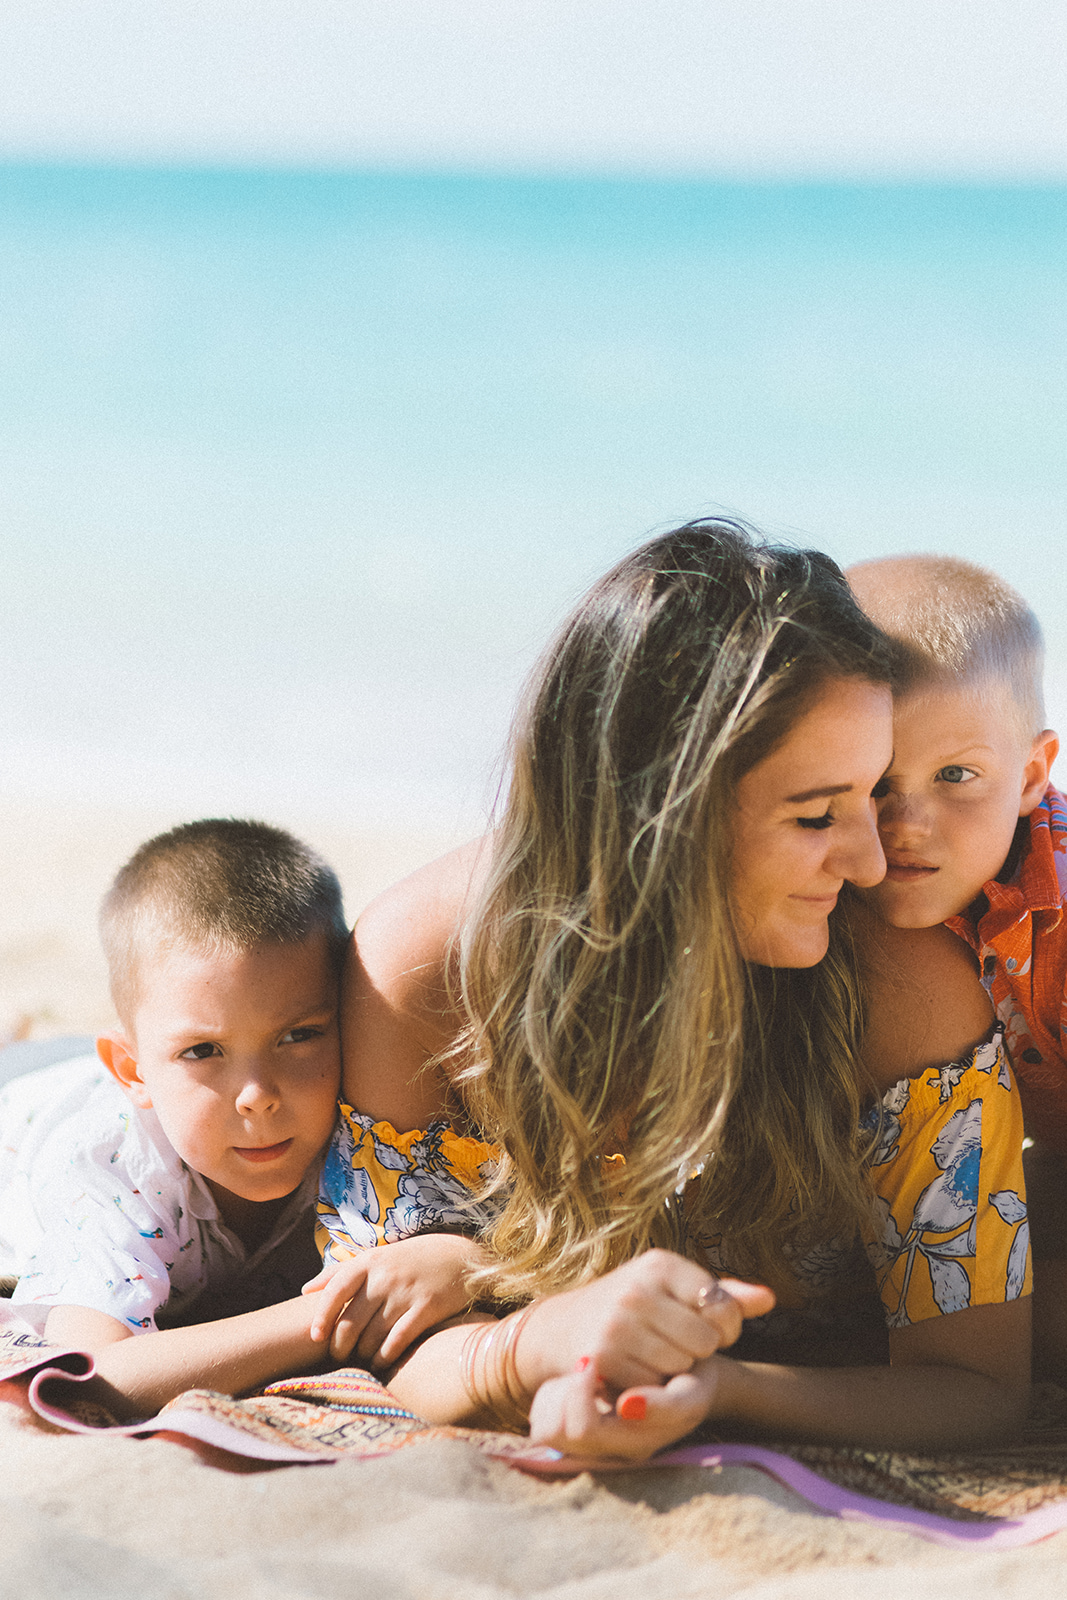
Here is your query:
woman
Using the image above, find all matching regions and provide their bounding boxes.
[314,519,1028,1459]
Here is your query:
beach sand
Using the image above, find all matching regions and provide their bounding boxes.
[0,797,465,1041]
[3,798,1067,1594]
[5,1401,1067,1599]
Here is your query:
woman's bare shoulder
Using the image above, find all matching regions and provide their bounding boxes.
[858,918,994,1090]
[340,837,492,1125]
[355,836,492,996]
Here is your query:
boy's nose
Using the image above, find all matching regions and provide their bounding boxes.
[876,790,931,843]
[235,1071,280,1116]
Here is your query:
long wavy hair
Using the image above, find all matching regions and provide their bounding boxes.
[455,519,895,1300]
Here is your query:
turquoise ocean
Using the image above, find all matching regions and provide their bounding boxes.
[1,167,1064,832]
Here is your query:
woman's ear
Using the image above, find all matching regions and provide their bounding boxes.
[96,1033,152,1109]
[1020,729,1060,816]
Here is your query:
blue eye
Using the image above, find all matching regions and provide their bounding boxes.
[797,812,833,830]
[938,766,974,785]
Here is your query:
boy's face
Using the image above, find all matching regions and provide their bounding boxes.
[866,682,1056,929]
[101,933,340,1227]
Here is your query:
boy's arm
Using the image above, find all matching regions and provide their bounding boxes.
[45,1304,135,1350]
[46,1294,326,1419]
[32,1220,327,1416]
[44,1229,494,1415]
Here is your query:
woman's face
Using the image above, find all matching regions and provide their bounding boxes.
[730,675,893,967]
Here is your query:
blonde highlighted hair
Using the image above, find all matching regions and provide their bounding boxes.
[848,553,1045,738]
[455,520,895,1300]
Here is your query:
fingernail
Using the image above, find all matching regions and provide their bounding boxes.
[575,1355,591,1371]
[618,1394,647,1422]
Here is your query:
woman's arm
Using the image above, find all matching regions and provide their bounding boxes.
[694,1294,1029,1449]
[383,1251,776,1425]
[529,1296,1031,1459]
[342,839,490,1126]
[381,1251,1027,1455]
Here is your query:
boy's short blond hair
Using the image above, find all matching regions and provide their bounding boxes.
[100,818,349,1025]
[847,553,1046,738]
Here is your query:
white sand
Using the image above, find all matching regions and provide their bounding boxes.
[0,797,463,1040]
[5,1404,1067,1599]
[3,798,1067,1593]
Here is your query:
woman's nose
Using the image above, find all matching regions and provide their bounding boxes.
[838,805,887,889]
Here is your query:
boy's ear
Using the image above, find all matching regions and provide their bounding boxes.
[96,1032,153,1109]
[1020,729,1060,816]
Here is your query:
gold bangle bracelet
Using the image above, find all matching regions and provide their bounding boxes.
[493,1304,535,1433]
[458,1307,535,1434]
[460,1320,496,1418]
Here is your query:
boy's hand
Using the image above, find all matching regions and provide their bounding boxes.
[303,1233,484,1368]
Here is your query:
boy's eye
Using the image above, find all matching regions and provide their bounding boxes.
[938,765,975,785]
[871,777,891,800]
[797,812,833,831]
[280,1025,324,1044]
[180,1042,220,1060]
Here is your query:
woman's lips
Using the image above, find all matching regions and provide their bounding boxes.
[234,1138,294,1163]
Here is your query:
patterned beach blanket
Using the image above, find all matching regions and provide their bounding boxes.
[5,1319,1067,1551]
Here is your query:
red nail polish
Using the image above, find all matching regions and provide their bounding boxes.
[575,1355,591,1372]
[618,1394,647,1422]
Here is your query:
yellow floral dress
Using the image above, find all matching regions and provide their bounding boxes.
[860,1026,1030,1325]
[316,1027,1030,1345]
[316,1116,504,1259]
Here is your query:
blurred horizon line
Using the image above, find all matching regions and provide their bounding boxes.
[3,156,1066,193]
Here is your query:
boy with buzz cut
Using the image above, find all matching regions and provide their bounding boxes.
[0,819,472,1417]
[846,554,1067,1370]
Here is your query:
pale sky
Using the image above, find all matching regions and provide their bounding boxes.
[0,0,1065,177]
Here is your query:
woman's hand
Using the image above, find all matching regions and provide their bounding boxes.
[517,1249,775,1395]
[528,1357,728,1461]
[530,1293,1036,1460]
[380,1249,774,1434]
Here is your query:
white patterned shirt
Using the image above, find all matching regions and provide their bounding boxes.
[0,1054,318,1332]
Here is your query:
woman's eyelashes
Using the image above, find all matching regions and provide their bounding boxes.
[796,811,834,831]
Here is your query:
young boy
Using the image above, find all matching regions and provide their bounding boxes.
[0,819,472,1414]
[847,554,1067,1370]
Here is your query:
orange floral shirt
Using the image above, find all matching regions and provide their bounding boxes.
[947,785,1067,1150]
